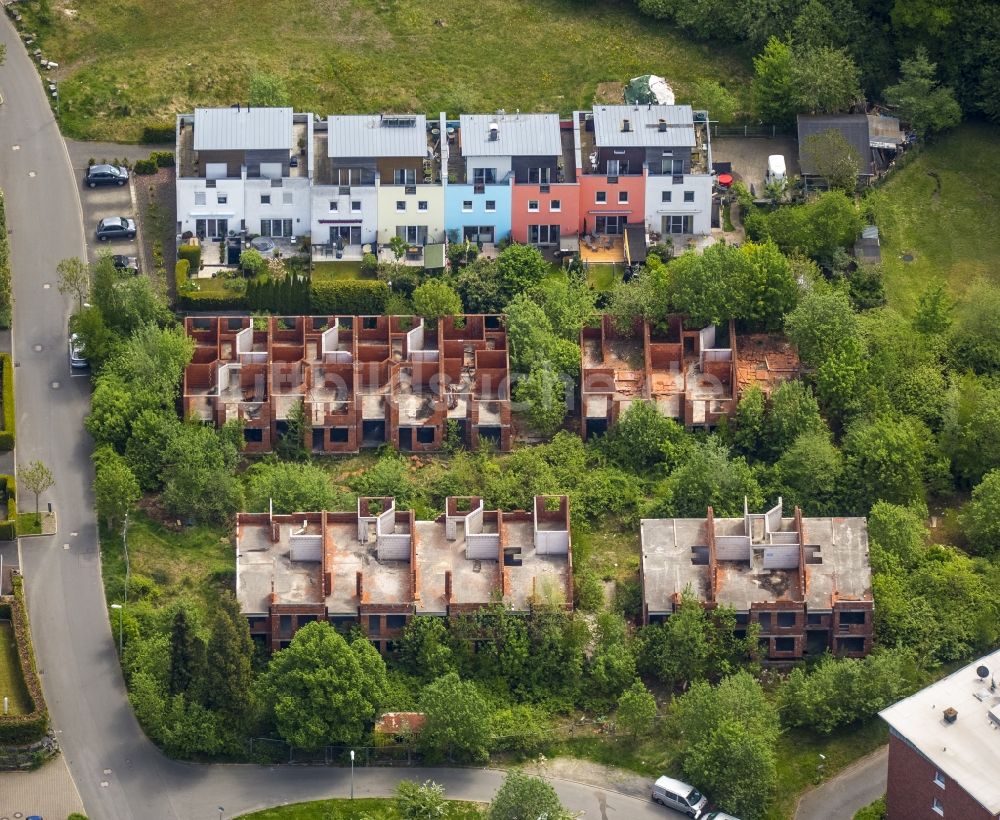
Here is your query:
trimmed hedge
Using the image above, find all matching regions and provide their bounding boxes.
[150,150,175,168]
[141,125,175,143]
[0,354,14,451]
[174,259,190,295]
[133,158,157,175]
[0,574,49,744]
[177,291,247,310]
[177,244,201,272]
[0,474,16,541]
[247,275,311,313]
[0,190,11,329]
[310,279,389,314]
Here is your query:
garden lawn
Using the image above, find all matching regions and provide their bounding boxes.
[235,797,483,819]
[870,123,1000,315]
[0,620,32,715]
[15,513,41,536]
[99,510,232,610]
[312,261,375,281]
[26,0,749,142]
[586,263,623,292]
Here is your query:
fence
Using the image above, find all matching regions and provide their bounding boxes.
[713,124,791,138]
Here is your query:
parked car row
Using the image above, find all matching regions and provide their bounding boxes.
[652,775,739,819]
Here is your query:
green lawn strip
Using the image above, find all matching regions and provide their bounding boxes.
[235,797,483,819]
[99,510,232,610]
[312,261,374,281]
[24,0,747,142]
[871,123,1000,315]
[0,620,32,715]
[586,264,622,292]
[15,513,41,536]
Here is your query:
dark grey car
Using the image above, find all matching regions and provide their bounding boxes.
[85,163,129,188]
[96,217,136,241]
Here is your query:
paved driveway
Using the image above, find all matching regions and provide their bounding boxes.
[712,136,800,196]
[77,167,140,265]
[796,746,887,820]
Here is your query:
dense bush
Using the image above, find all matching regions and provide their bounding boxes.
[173,259,190,294]
[133,158,157,175]
[150,150,175,168]
[177,244,201,273]
[246,275,310,313]
[176,290,247,311]
[310,279,389,314]
[0,353,14,450]
[0,474,15,541]
[0,190,11,328]
[142,125,175,142]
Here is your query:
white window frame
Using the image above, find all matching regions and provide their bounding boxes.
[550,200,561,212]
[396,201,406,213]
[934,771,945,789]
[684,190,695,202]
[662,190,672,203]
[260,194,271,205]
[418,200,428,212]
[528,200,539,212]
[618,191,629,204]
[485,200,496,213]
[194,191,206,206]
[217,192,228,205]
[329,201,338,212]
[595,191,607,204]
[932,798,943,816]
[462,200,473,212]
[351,200,362,213]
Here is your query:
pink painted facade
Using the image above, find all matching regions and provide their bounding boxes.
[510,182,580,245]
[577,172,646,236]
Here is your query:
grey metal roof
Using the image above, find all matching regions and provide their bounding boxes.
[458,113,562,157]
[193,107,293,152]
[797,115,873,176]
[327,114,428,158]
[591,105,696,148]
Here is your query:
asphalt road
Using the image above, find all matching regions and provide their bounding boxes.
[0,18,685,820]
[795,746,887,820]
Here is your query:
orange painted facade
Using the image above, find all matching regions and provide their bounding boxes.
[576,172,646,235]
[510,182,580,244]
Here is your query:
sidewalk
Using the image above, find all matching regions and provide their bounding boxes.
[0,753,85,817]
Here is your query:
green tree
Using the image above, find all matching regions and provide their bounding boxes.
[203,593,255,727]
[733,385,767,457]
[244,460,341,513]
[418,672,491,763]
[515,366,568,436]
[504,294,580,375]
[168,607,204,697]
[960,469,1000,555]
[488,771,570,820]
[275,398,310,461]
[412,280,463,325]
[239,248,267,276]
[601,399,688,473]
[248,71,292,107]
[949,279,1000,373]
[913,282,952,335]
[652,438,763,518]
[495,243,550,302]
[397,780,448,820]
[791,45,862,114]
[801,129,862,191]
[257,621,386,748]
[399,616,456,680]
[747,191,862,262]
[160,422,244,524]
[868,501,928,570]
[606,256,672,333]
[774,431,843,515]
[56,256,90,310]
[784,283,860,367]
[454,256,504,313]
[841,414,929,511]
[531,272,597,341]
[588,613,637,700]
[124,409,182,491]
[752,37,796,126]
[108,323,195,408]
[765,380,826,457]
[69,305,115,370]
[939,373,1000,486]
[87,374,144,450]
[617,679,658,738]
[691,79,739,122]
[93,445,140,531]
[884,47,962,138]
[20,460,54,524]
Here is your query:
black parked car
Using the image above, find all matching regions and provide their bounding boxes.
[112,254,139,274]
[96,217,136,241]
[85,164,129,188]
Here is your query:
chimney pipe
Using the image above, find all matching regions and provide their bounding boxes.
[622,118,631,132]
[658,118,667,132]
[489,122,499,141]
[943,707,958,724]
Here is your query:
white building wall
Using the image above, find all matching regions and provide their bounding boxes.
[243,177,311,238]
[310,185,378,246]
[644,173,713,236]
[464,155,513,184]
[177,177,244,237]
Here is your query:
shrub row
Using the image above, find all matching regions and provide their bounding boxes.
[0,191,11,329]
[0,354,14,451]
[141,125,175,143]
[151,150,174,168]
[133,158,157,175]
[0,475,16,541]
[310,279,389,315]
[247,275,310,313]
[177,244,201,272]
[0,574,49,744]
[176,291,247,311]
[174,259,190,296]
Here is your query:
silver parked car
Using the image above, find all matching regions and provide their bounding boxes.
[68,333,88,369]
[95,216,136,241]
[652,776,708,818]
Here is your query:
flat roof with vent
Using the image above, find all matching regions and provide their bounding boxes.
[591,104,696,148]
[881,647,1000,815]
[327,114,429,158]
[193,107,294,151]
[459,113,562,157]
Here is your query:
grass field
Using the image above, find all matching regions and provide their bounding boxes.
[870,123,1000,315]
[15,513,41,536]
[25,0,748,142]
[312,261,375,281]
[0,620,32,716]
[236,797,483,819]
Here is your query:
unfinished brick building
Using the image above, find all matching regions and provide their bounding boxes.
[236,495,573,652]
[182,314,511,454]
[640,499,873,662]
[580,314,737,438]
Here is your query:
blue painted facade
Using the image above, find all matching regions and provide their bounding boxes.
[443,181,513,244]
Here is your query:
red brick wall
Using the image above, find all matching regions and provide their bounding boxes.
[887,732,998,820]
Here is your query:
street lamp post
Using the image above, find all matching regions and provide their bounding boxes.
[218,807,224,820]
[350,749,355,799]
[110,603,123,656]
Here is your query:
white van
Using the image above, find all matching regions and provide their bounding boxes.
[766,154,786,184]
[651,776,709,817]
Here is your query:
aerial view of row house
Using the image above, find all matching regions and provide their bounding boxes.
[176,103,715,262]
[580,314,737,437]
[181,314,512,454]
[639,499,874,661]
[235,495,573,652]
